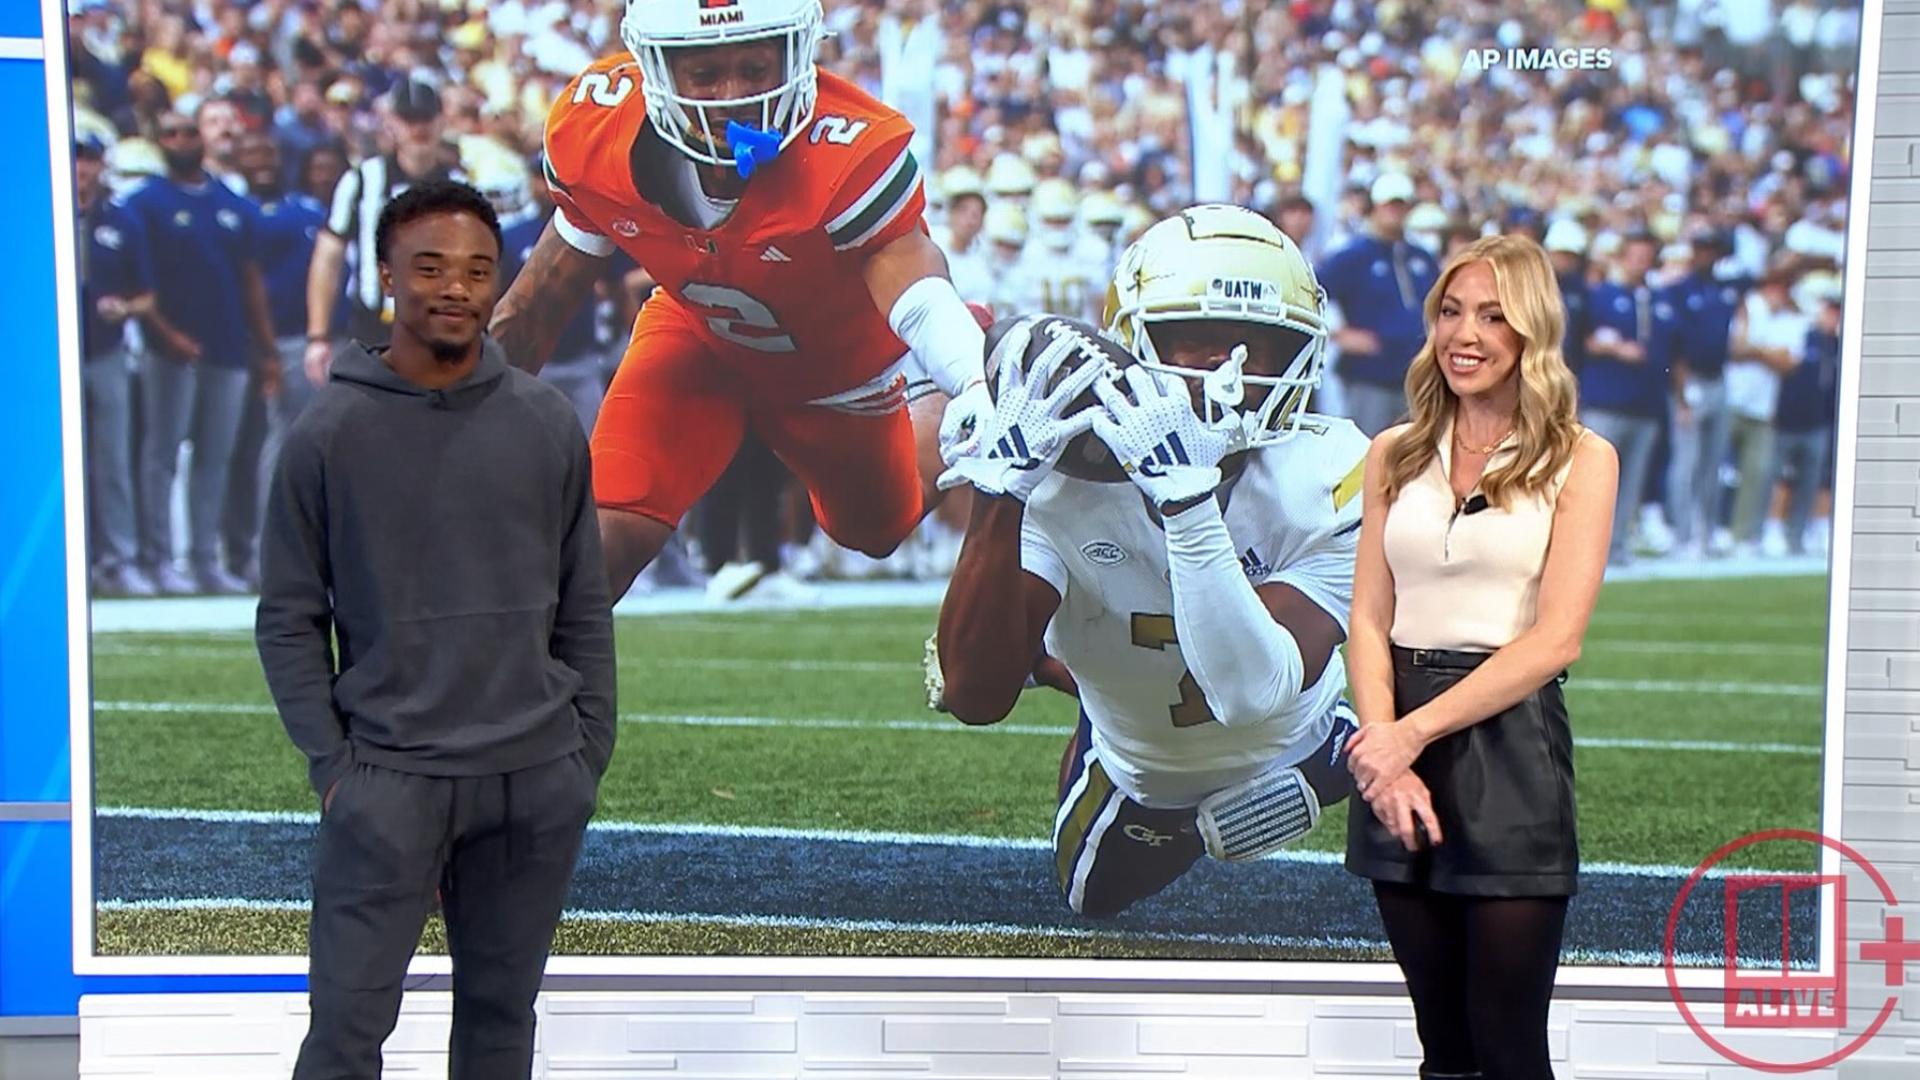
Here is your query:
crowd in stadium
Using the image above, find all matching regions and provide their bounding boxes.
[68,0,1862,599]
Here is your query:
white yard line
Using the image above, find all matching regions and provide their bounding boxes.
[94,807,1804,879]
[92,638,1826,663]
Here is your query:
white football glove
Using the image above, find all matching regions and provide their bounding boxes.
[937,317,1106,502]
[1091,361,1245,510]
[938,378,993,468]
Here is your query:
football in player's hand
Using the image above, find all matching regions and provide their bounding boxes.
[982,314,1134,482]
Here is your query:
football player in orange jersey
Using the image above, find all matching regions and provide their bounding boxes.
[491,0,990,599]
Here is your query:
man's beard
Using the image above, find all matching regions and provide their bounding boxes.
[428,336,473,365]
[163,149,203,174]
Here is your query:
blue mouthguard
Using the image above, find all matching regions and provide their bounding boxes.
[726,121,783,179]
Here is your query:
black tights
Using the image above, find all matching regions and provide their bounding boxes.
[1372,881,1570,1080]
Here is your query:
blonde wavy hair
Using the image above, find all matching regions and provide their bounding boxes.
[1380,234,1582,510]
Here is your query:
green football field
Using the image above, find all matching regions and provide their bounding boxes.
[86,574,1830,959]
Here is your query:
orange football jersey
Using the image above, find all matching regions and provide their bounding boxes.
[542,54,928,403]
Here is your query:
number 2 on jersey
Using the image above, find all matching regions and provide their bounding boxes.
[1129,613,1219,728]
[681,282,797,352]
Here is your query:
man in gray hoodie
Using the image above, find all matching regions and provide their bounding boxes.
[256,179,616,1079]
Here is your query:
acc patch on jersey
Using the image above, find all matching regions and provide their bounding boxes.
[1080,540,1127,566]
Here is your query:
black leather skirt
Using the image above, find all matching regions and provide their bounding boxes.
[1344,646,1579,897]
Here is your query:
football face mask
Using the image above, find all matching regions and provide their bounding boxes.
[1105,204,1331,449]
[622,0,825,172]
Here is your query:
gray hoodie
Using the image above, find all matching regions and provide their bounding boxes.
[255,337,616,799]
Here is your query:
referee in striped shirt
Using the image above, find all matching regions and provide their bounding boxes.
[302,79,464,386]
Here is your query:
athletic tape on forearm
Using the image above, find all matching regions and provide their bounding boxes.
[888,276,986,398]
[1163,499,1307,729]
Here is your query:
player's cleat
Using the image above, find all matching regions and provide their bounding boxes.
[745,569,818,605]
[923,632,948,712]
[706,561,769,603]
[153,563,198,597]
[111,563,159,598]
[1195,764,1321,862]
[196,564,251,597]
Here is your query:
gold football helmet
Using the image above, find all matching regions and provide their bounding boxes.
[1103,204,1330,448]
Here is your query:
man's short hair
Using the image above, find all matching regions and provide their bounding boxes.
[374,179,502,265]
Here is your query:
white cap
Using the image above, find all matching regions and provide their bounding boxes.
[1543,219,1589,255]
[1369,172,1414,206]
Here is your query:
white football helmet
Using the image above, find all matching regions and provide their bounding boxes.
[985,153,1037,201]
[983,201,1028,249]
[1030,178,1078,252]
[621,0,825,170]
[471,164,533,222]
[1103,204,1331,449]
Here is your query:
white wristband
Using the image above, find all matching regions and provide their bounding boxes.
[888,275,986,398]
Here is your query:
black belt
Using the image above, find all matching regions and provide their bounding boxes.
[1391,644,1568,684]
[1392,645,1492,670]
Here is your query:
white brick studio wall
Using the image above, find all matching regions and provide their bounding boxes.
[77,9,1920,1079]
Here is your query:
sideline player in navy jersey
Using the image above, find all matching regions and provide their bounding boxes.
[497,169,633,437]
[224,132,332,586]
[122,109,280,595]
[1314,173,1439,437]
[1663,229,1746,557]
[77,134,157,597]
[1579,231,1675,566]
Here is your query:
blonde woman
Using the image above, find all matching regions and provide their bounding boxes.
[1342,235,1619,1080]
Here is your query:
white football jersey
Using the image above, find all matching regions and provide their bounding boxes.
[999,239,1105,323]
[1020,415,1370,808]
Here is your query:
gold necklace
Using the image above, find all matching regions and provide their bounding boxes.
[1453,425,1512,455]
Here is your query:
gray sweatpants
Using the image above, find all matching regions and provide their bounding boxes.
[83,348,138,570]
[1582,407,1661,564]
[1663,376,1733,549]
[294,751,598,1080]
[225,337,317,574]
[138,353,250,573]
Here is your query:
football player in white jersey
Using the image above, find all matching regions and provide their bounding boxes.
[1008,178,1104,323]
[930,205,1370,918]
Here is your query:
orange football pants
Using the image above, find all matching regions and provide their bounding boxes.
[590,295,924,557]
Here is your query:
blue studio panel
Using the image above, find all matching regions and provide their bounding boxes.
[0,18,304,1018]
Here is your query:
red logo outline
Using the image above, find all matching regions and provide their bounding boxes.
[1664,828,1901,1073]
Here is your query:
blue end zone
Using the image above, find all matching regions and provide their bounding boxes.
[95,815,1818,966]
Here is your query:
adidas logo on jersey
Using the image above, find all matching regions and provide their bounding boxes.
[760,245,792,262]
[1239,547,1273,582]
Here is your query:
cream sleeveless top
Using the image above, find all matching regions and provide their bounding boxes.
[1382,419,1581,651]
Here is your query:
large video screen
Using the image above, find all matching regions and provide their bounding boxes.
[65,0,1863,976]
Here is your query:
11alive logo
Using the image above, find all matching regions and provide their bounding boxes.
[1664,829,1916,1071]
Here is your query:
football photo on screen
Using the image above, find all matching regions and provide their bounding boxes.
[68,0,1859,969]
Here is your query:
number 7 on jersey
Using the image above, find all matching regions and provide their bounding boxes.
[1129,613,1220,729]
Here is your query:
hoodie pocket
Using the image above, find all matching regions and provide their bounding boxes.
[334,605,579,765]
